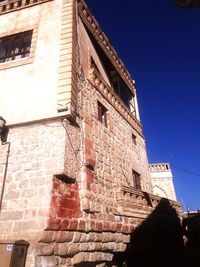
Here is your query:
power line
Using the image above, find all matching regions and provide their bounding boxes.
[171,163,200,177]
[147,146,200,177]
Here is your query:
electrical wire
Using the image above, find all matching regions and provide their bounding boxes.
[0,142,10,211]
[61,119,82,167]
[147,146,200,177]
[61,118,115,188]
[171,163,200,177]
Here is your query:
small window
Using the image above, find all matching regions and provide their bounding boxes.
[98,101,107,127]
[132,133,137,145]
[90,56,99,72]
[0,30,32,63]
[132,170,141,190]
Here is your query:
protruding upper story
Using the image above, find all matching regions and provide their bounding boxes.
[77,0,141,132]
[149,163,177,201]
[0,0,141,134]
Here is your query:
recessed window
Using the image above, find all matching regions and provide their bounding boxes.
[90,56,100,72]
[98,101,107,127]
[132,170,141,190]
[132,133,137,145]
[0,30,32,63]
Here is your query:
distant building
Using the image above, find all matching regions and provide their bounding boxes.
[149,163,177,201]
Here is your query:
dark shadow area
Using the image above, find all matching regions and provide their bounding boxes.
[113,198,188,267]
[183,212,200,266]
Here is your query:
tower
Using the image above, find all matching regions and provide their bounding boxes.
[149,163,177,201]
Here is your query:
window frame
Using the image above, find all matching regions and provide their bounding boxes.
[132,169,141,190]
[97,101,108,127]
[132,133,137,145]
[0,30,33,63]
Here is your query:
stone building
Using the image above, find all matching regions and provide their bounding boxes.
[0,0,181,266]
[149,163,177,201]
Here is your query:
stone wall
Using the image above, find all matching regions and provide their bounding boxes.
[32,78,159,266]
[0,119,66,266]
[78,80,153,212]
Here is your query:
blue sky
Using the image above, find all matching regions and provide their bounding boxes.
[85,0,200,211]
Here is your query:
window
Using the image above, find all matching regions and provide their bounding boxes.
[132,170,141,190]
[98,101,107,127]
[110,71,136,116]
[0,30,32,63]
[132,133,137,145]
[90,56,100,72]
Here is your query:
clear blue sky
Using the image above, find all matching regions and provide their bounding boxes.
[85,0,200,211]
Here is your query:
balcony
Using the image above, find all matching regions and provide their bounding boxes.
[115,186,182,219]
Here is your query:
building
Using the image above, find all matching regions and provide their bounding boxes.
[174,0,200,8]
[0,0,181,266]
[149,163,177,201]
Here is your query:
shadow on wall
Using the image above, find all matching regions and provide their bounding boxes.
[114,198,188,267]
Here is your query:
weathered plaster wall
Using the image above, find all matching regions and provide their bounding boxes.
[0,0,77,124]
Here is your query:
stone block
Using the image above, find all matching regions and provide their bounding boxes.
[56,243,70,256]
[36,244,54,256]
[39,231,55,243]
[72,252,85,265]
[67,243,80,256]
[79,242,89,252]
[55,231,74,243]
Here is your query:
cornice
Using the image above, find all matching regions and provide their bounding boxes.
[89,67,143,137]
[116,186,182,214]
[78,0,135,95]
[0,0,53,15]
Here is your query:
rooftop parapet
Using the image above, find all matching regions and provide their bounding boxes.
[149,163,171,172]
